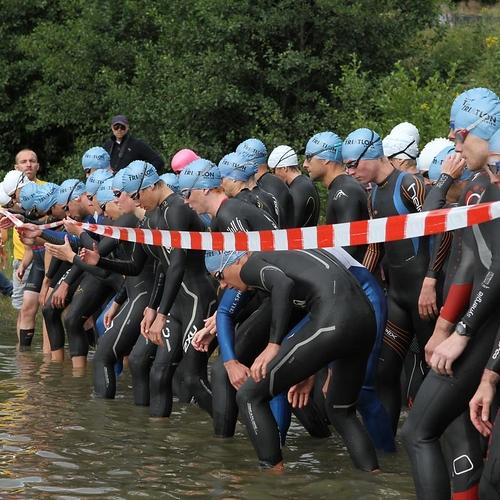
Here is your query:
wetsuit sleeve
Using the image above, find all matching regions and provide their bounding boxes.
[422,174,454,211]
[401,174,426,213]
[216,289,251,362]
[240,256,294,344]
[64,235,118,285]
[72,255,112,280]
[156,205,191,316]
[460,218,500,335]
[362,193,384,273]
[97,242,147,276]
[486,331,500,374]
[114,286,128,306]
[426,231,453,279]
[148,263,165,310]
[440,227,475,323]
[45,256,62,282]
[40,229,80,248]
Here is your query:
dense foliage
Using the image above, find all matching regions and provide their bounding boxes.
[0,0,498,182]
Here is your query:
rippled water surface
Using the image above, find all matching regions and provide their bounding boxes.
[0,313,416,499]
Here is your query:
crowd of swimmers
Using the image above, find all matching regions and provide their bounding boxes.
[0,88,499,499]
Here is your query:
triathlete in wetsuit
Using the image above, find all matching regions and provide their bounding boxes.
[180,160,330,442]
[207,249,379,472]
[236,138,294,228]
[86,162,217,417]
[268,145,319,227]
[402,95,500,500]
[344,128,448,434]
[218,152,280,226]
[305,131,368,261]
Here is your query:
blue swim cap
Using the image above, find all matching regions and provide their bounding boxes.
[86,169,114,197]
[19,182,38,211]
[121,161,160,194]
[450,88,498,130]
[96,178,117,206]
[34,183,59,214]
[342,128,384,163]
[82,147,110,171]
[112,169,126,192]
[159,173,179,192]
[305,131,343,163]
[489,128,500,154]
[236,138,268,167]
[205,250,247,274]
[56,179,86,206]
[454,97,500,141]
[218,152,256,181]
[178,159,221,192]
[428,145,471,182]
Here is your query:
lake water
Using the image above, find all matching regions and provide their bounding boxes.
[0,314,416,499]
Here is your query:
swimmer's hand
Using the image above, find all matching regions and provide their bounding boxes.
[192,321,216,353]
[45,236,76,263]
[79,243,100,265]
[430,332,469,376]
[224,360,251,390]
[140,307,157,339]
[288,375,315,409]
[469,369,498,437]
[250,343,280,383]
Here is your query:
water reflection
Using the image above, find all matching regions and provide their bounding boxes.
[0,327,416,498]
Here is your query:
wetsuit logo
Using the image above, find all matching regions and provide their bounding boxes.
[183,324,198,353]
[466,290,483,319]
[333,190,347,201]
[492,341,500,360]
[406,183,422,212]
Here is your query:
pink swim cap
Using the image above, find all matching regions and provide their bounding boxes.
[171,149,200,173]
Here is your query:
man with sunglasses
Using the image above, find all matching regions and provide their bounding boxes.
[343,128,447,438]
[403,95,500,500]
[304,131,369,262]
[103,115,165,173]
[236,138,294,228]
[268,145,319,228]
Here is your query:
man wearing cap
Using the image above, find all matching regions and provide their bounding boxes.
[403,95,500,500]
[383,122,420,173]
[236,138,294,228]
[343,128,447,437]
[268,145,319,228]
[103,115,165,173]
[305,131,369,262]
[218,152,280,226]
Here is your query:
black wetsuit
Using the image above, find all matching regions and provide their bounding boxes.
[256,172,294,228]
[288,174,320,227]
[235,250,378,470]
[480,333,500,499]
[325,174,369,262]
[71,213,156,399]
[97,194,217,417]
[20,246,46,347]
[42,217,120,358]
[402,182,500,500]
[234,188,280,228]
[365,168,441,433]
[422,170,491,498]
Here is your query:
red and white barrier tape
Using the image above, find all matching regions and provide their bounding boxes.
[60,201,500,251]
[0,209,62,229]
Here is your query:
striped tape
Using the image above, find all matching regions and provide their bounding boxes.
[61,201,500,251]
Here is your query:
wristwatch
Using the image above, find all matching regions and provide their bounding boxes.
[455,321,472,337]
